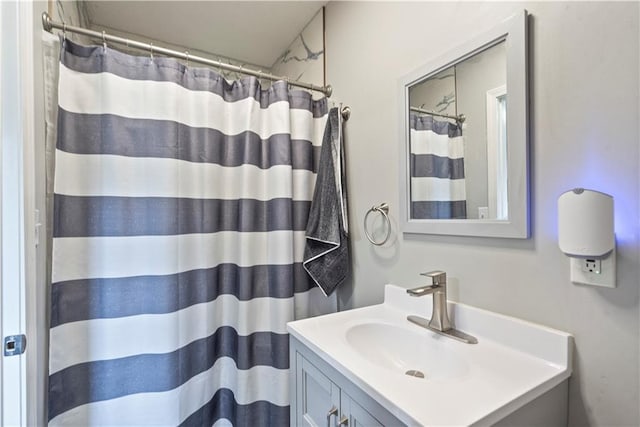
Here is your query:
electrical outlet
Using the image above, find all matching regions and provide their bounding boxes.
[570,249,616,288]
[478,207,489,219]
[581,259,601,274]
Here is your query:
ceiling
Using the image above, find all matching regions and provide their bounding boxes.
[85,1,325,68]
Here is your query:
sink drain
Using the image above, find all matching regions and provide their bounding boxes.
[405,369,425,379]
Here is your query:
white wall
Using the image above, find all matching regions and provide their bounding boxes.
[456,42,506,218]
[271,8,325,88]
[325,2,639,426]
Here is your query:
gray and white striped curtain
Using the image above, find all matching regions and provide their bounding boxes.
[48,40,334,426]
[409,113,467,219]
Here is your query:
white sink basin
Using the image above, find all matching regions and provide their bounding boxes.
[344,322,469,380]
[287,284,573,426]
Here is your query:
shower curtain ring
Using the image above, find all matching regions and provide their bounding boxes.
[236,64,244,81]
[257,69,264,87]
[102,30,107,50]
[149,43,154,62]
[62,22,67,41]
[185,51,189,69]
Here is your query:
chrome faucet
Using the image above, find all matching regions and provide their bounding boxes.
[407,270,478,344]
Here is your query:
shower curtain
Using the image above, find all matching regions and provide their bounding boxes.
[47,39,335,426]
[409,113,467,219]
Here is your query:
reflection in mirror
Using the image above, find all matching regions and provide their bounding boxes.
[408,41,506,220]
[399,9,528,238]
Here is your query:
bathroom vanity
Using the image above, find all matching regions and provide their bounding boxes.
[287,285,572,426]
[290,340,403,426]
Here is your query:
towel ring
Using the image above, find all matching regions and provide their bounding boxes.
[364,203,391,246]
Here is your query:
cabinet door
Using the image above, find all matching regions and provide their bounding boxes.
[340,393,385,427]
[296,353,341,427]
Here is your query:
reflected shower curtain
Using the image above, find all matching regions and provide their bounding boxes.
[48,39,335,426]
[409,113,467,219]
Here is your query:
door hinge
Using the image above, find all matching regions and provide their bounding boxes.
[4,335,27,356]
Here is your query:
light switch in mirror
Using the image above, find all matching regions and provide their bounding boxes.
[399,10,529,238]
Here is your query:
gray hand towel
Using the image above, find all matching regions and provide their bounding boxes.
[303,107,350,297]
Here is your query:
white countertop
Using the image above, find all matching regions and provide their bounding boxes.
[287,284,573,426]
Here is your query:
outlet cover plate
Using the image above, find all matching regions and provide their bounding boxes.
[570,248,616,288]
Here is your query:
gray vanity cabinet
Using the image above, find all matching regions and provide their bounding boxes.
[340,393,385,427]
[290,336,404,427]
[294,353,340,426]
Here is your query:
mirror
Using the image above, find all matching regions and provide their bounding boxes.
[399,10,529,238]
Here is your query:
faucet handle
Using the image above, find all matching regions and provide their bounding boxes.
[420,270,447,286]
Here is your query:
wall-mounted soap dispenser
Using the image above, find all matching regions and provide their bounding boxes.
[558,188,616,287]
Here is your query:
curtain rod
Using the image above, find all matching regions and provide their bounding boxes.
[41,12,333,97]
[410,106,465,123]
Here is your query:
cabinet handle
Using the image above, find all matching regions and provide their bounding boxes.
[326,406,338,427]
[338,415,349,426]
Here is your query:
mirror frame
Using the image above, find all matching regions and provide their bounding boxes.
[398,10,529,238]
